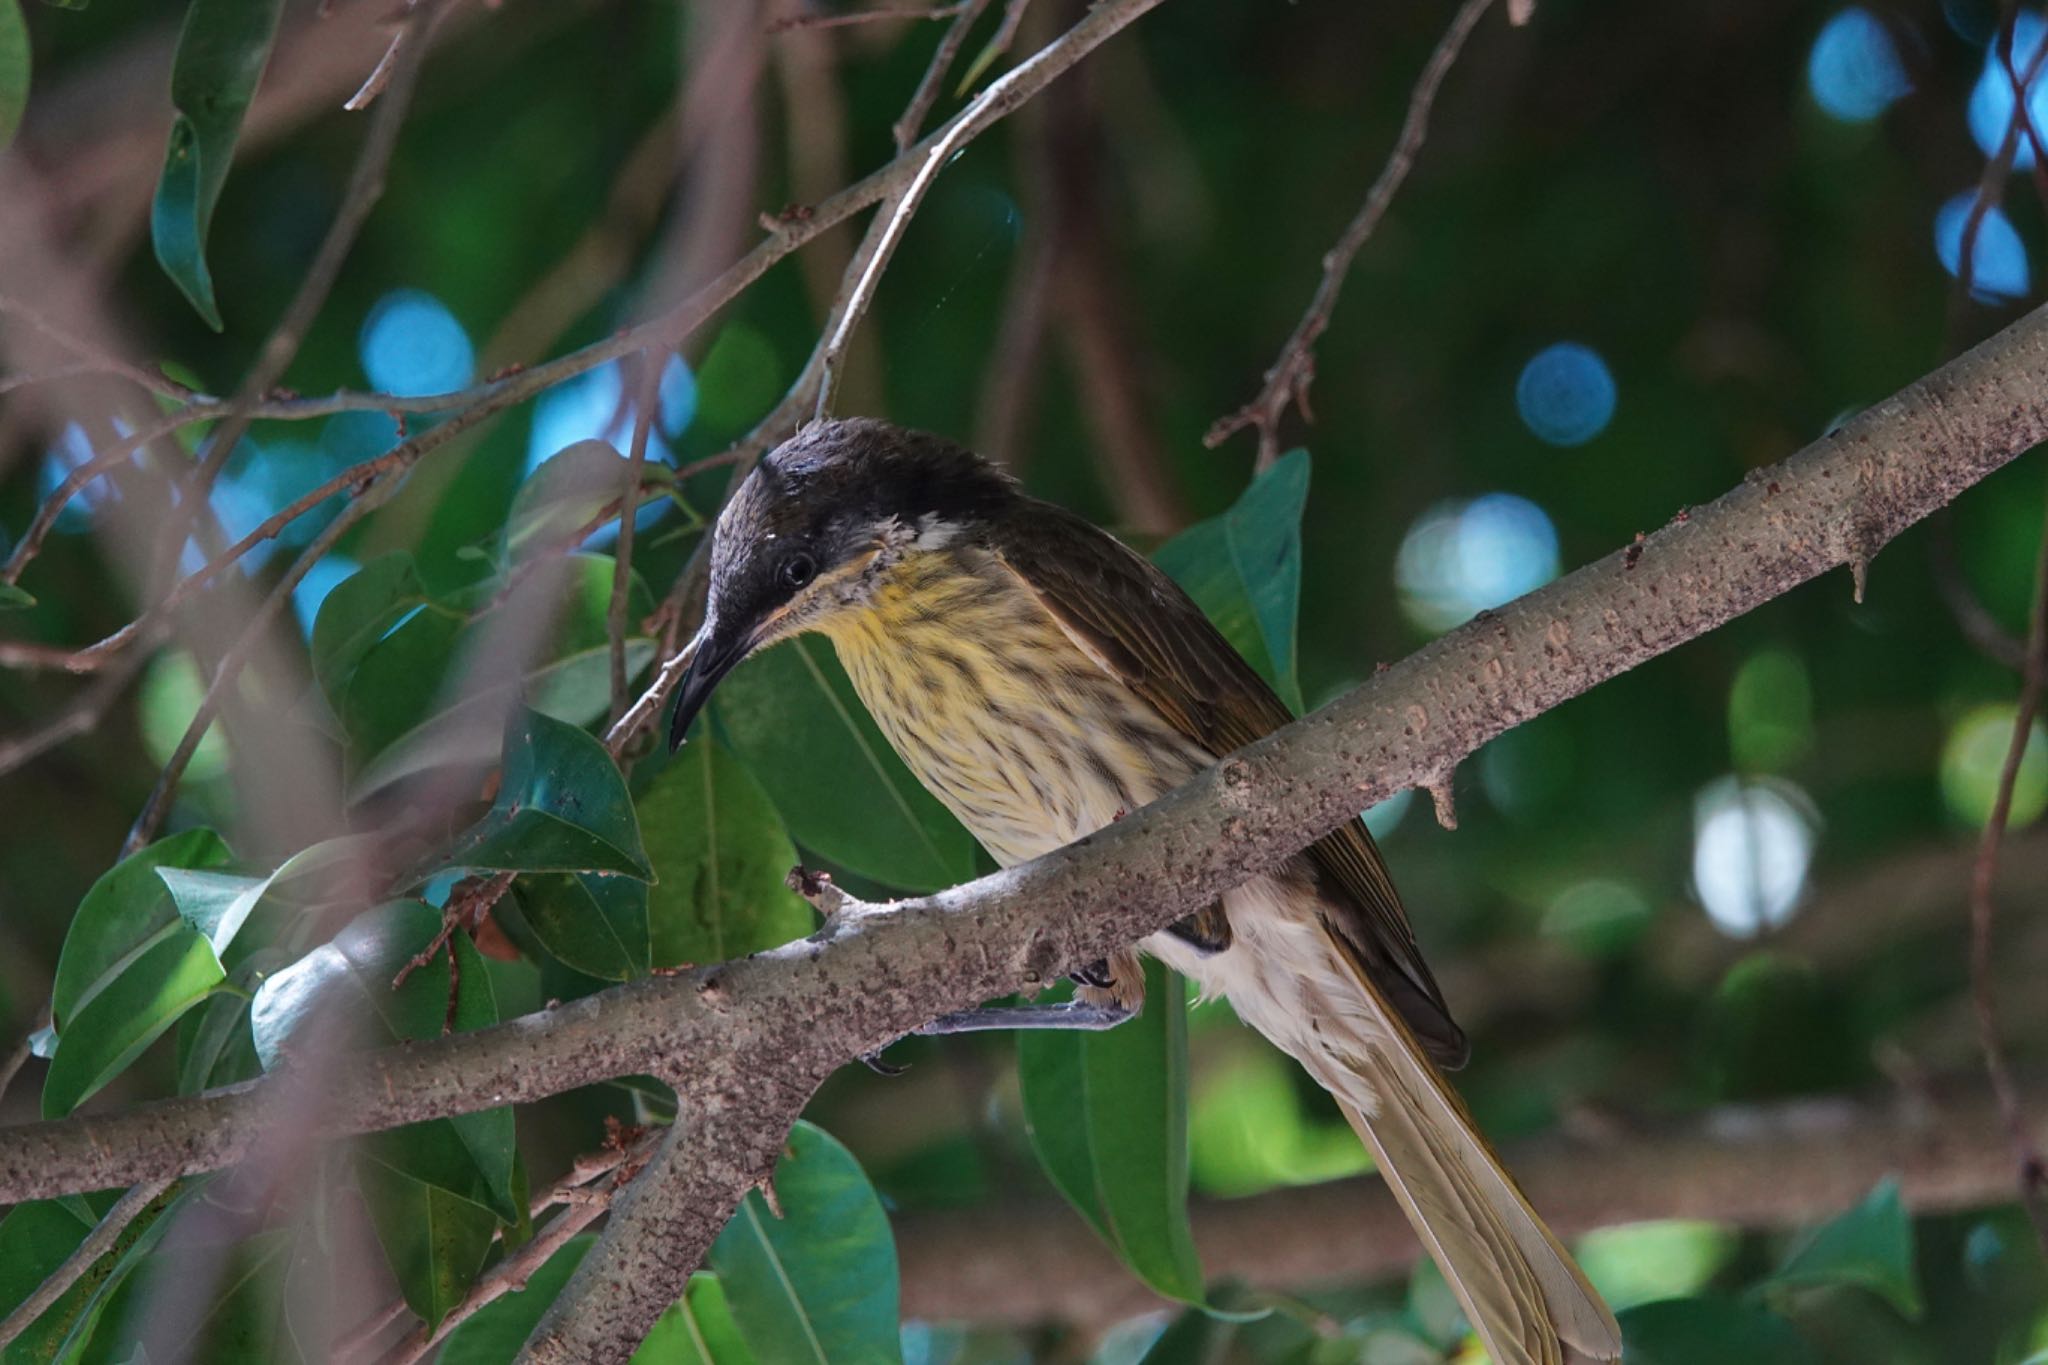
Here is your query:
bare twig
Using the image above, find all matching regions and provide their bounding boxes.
[0,649,151,780]
[0,294,199,403]
[380,1130,659,1365]
[608,366,661,727]
[1205,0,1498,468]
[891,0,993,151]
[0,1176,175,1350]
[1967,490,2048,1257]
[769,2,970,36]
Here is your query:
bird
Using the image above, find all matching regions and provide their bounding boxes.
[666,417,1622,1365]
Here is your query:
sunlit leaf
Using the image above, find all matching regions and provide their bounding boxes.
[158,834,380,959]
[1617,1297,1816,1364]
[1153,448,1309,712]
[711,636,975,892]
[708,1122,902,1365]
[50,828,229,1029]
[639,737,814,969]
[441,707,651,878]
[1018,959,1205,1304]
[42,927,226,1117]
[0,1,27,153]
[636,1273,758,1364]
[1765,1176,1922,1319]
[149,0,287,328]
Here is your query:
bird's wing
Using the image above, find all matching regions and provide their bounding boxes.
[990,502,1467,1066]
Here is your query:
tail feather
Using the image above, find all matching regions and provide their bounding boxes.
[1314,1039,1620,1365]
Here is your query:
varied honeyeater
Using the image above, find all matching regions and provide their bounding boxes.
[668,418,1622,1365]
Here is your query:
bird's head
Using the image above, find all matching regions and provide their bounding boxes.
[667,417,1017,749]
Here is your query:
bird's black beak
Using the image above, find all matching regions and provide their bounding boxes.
[667,621,752,751]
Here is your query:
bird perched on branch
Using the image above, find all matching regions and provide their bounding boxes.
[667,417,1621,1365]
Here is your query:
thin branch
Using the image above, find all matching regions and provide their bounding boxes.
[769,2,970,36]
[0,649,151,779]
[608,363,660,726]
[1205,0,1498,468]
[891,0,992,152]
[380,1130,659,1365]
[0,294,200,403]
[1968,489,2048,1257]
[895,1072,2048,1327]
[0,1176,175,1350]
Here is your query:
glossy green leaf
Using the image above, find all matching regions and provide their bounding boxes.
[158,834,380,959]
[0,1196,101,1363]
[0,1,27,153]
[710,636,974,892]
[440,708,652,878]
[341,599,466,761]
[1765,1176,1922,1318]
[43,928,226,1118]
[1617,1297,1816,1365]
[635,1273,758,1365]
[1153,448,1310,712]
[639,737,814,969]
[252,902,519,1222]
[42,1179,191,1365]
[149,0,286,328]
[356,1157,498,1335]
[1019,959,1205,1303]
[51,828,230,1030]
[311,552,435,705]
[708,1121,902,1365]
[436,1233,595,1365]
[511,872,649,981]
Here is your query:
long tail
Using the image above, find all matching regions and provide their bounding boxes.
[1296,939,1621,1364]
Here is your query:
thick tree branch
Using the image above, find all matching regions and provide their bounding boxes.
[4,300,2048,1347]
[893,1072,2048,1327]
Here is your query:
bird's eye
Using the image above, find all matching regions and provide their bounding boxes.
[779,554,816,591]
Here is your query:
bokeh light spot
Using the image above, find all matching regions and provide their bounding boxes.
[1807,9,1912,122]
[1574,1221,1739,1311]
[1968,11,2048,168]
[1515,342,1616,446]
[141,651,229,782]
[293,553,361,636]
[1941,702,2048,827]
[1728,648,1814,772]
[1691,776,1819,938]
[1543,878,1653,956]
[359,289,475,397]
[1363,788,1414,838]
[38,420,133,533]
[524,356,694,476]
[1935,192,2031,301]
[1396,493,1561,632]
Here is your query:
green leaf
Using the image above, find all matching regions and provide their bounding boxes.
[1018,959,1205,1304]
[251,902,519,1222]
[149,0,286,329]
[43,927,226,1117]
[436,1233,596,1365]
[158,834,381,959]
[51,828,230,1030]
[41,1179,191,1365]
[0,2,27,153]
[1153,448,1310,712]
[1617,1297,1817,1365]
[439,707,650,878]
[1764,1176,1922,1318]
[506,440,671,558]
[0,581,32,610]
[511,872,649,981]
[636,1273,758,1364]
[711,636,975,892]
[356,1156,498,1335]
[639,737,814,969]
[0,1196,101,1362]
[708,1122,902,1365]
[311,552,435,706]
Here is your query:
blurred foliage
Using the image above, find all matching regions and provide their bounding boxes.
[0,0,2046,1361]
